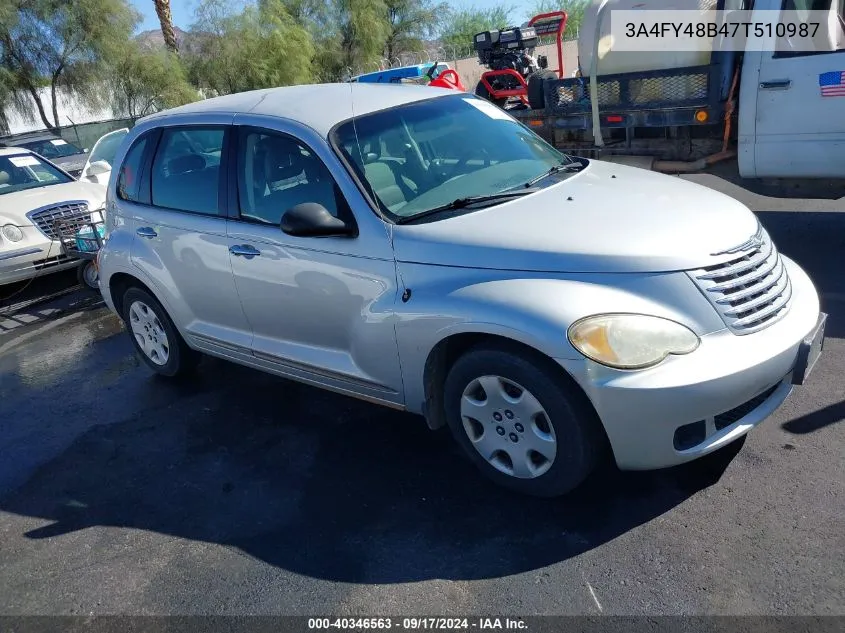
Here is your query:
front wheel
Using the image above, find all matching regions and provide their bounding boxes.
[443,344,602,497]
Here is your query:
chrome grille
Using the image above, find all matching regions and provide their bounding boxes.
[27,201,90,241]
[688,228,792,335]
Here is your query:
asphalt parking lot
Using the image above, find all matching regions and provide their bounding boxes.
[1,168,843,616]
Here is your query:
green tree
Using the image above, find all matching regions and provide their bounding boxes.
[187,0,315,95]
[337,0,390,74]
[108,43,196,121]
[438,4,513,54]
[384,0,448,61]
[529,0,589,39]
[0,0,137,131]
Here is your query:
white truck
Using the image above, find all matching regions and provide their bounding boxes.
[512,0,845,179]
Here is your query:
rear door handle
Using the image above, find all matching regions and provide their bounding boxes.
[760,79,791,90]
[136,227,157,238]
[229,244,261,259]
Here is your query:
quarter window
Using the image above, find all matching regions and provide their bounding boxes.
[237,130,341,225]
[151,128,225,215]
[117,137,148,203]
[778,0,845,55]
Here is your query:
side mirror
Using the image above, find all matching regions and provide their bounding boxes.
[281,203,355,238]
[84,160,111,177]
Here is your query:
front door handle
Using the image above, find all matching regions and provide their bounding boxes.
[760,79,791,90]
[229,244,261,259]
[136,226,157,239]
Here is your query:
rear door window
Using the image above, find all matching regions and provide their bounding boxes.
[150,128,225,215]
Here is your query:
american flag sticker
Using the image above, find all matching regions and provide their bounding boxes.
[819,71,845,97]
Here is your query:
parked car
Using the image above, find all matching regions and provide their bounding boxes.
[1,131,89,178]
[0,147,106,287]
[96,84,826,497]
[80,128,130,186]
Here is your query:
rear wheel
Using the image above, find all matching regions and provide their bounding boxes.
[443,344,601,497]
[121,287,199,377]
[527,69,556,110]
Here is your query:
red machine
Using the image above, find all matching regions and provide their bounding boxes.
[427,66,467,91]
[474,11,568,109]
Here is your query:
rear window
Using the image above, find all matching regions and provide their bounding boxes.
[19,138,84,158]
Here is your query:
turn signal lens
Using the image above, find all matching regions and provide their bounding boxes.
[695,110,709,123]
[568,313,700,370]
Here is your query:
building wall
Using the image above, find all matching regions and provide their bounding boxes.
[2,86,119,136]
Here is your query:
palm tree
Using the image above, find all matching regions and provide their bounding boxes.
[153,0,179,53]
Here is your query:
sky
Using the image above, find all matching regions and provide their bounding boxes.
[130,0,537,33]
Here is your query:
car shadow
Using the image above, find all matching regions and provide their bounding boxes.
[0,328,740,584]
[700,160,845,201]
[782,400,845,435]
[755,210,845,340]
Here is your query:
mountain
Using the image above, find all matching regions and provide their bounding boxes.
[135,26,200,53]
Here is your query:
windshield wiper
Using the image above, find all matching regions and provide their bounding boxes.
[397,189,537,225]
[523,162,584,188]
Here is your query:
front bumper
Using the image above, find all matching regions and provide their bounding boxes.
[558,256,822,470]
[0,235,77,285]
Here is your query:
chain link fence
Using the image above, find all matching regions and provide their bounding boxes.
[346,34,578,79]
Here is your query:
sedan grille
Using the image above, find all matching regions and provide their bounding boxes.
[688,228,792,334]
[27,201,90,241]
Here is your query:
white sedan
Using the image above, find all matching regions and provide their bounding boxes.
[0,147,106,287]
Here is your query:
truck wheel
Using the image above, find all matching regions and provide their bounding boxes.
[121,287,199,377]
[443,343,602,497]
[528,69,556,110]
[474,80,507,109]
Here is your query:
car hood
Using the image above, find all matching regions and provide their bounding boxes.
[52,153,89,174]
[392,160,761,273]
[0,180,106,224]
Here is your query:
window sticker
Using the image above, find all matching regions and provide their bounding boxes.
[8,155,40,168]
[463,97,515,121]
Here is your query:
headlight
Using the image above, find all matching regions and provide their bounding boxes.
[568,313,700,370]
[1,224,24,242]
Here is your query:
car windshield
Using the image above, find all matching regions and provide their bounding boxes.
[332,94,576,222]
[19,138,84,159]
[88,129,129,168]
[0,153,72,195]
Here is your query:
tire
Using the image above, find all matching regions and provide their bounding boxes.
[527,69,556,110]
[474,80,508,109]
[121,287,200,377]
[77,261,99,291]
[443,343,602,497]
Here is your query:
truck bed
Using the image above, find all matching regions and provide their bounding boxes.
[512,62,730,130]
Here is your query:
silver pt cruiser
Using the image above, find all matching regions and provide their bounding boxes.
[97,84,827,497]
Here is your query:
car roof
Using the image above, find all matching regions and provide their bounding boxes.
[140,83,458,136]
[1,132,58,145]
[0,146,33,156]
